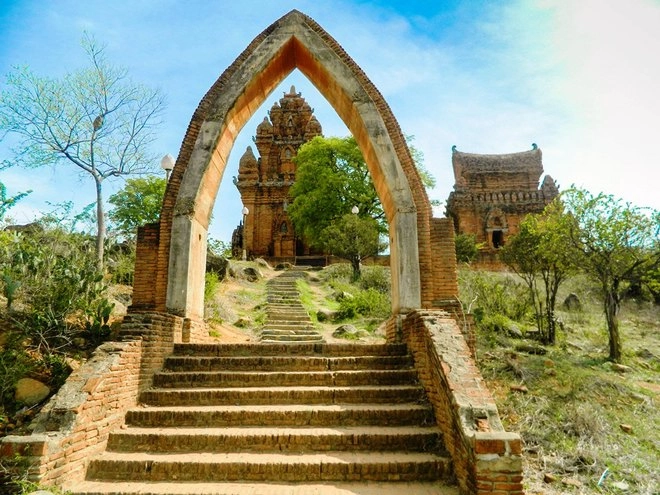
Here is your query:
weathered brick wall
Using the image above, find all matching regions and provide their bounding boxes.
[0,312,188,488]
[430,217,460,303]
[399,310,524,495]
[0,340,142,487]
[131,222,160,311]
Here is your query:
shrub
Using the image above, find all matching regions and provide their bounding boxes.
[358,266,391,294]
[455,233,480,264]
[459,269,532,325]
[336,288,390,320]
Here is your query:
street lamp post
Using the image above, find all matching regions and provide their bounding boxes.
[160,154,175,181]
[241,206,249,261]
[351,205,359,279]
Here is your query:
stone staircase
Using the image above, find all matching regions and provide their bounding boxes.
[70,342,458,495]
[260,269,323,343]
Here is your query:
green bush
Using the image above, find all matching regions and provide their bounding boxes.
[336,288,390,320]
[320,263,353,284]
[455,233,480,263]
[459,269,532,324]
[358,266,391,294]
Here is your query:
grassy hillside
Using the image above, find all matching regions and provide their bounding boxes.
[1,262,657,494]
[460,269,658,495]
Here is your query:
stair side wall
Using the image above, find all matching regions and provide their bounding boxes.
[399,310,524,495]
[0,312,188,489]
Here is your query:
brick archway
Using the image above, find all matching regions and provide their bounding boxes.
[132,10,457,321]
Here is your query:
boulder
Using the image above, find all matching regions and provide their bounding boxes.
[563,293,582,311]
[317,309,338,322]
[332,324,365,339]
[242,267,262,282]
[207,254,229,279]
[254,258,272,269]
[15,378,50,406]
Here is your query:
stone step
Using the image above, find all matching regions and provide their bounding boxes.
[265,316,313,324]
[162,355,415,372]
[139,385,426,406]
[165,355,413,372]
[107,425,443,453]
[260,325,317,333]
[125,404,435,428]
[171,343,408,357]
[152,369,418,388]
[86,451,451,483]
[71,480,459,495]
[260,335,325,343]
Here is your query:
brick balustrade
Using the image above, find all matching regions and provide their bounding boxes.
[397,310,524,495]
[0,312,187,489]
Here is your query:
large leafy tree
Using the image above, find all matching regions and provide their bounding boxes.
[108,176,166,240]
[500,199,578,344]
[561,187,660,362]
[321,213,386,280]
[0,34,165,267]
[288,135,434,277]
[288,136,385,246]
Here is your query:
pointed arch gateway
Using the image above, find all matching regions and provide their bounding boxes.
[133,10,458,322]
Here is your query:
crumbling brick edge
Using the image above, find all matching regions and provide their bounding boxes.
[390,310,525,495]
[0,311,196,489]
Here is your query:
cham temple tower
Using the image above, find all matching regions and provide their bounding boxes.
[232,85,323,260]
[445,144,559,267]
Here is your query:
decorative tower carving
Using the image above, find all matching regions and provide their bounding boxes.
[233,86,323,259]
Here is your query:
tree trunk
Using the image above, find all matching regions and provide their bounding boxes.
[350,256,361,281]
[604,288,622,362]
[95,176,105,270]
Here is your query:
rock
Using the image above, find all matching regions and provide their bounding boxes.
[333,290,354,302]
[619,423,633,434]
[611,481,630,491]
[316,309,338,322]
[561,477,582,488]
[274,262,293,271]
[254,258,271,269]
[543,473,558,483]
[72,337,87,348]
[514,343,547,355]
[611,363,632,373]
[234,317,252,328]
[506,324,523,338]
[206,254,229,279]
[332,324,365,339]
[242,267,262,282]
[563,293,582,311]
[28,491,56,495]
[510,384,529,394]
[15,378,50,406]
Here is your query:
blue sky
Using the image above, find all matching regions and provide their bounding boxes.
[1,0,659,242]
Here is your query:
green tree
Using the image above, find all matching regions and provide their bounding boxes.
[561,187,660,362]
[321,213,386,280]
[500,200,577,344]
[454,233,480,264]
[0,34,165,268]
[288,136,385,245]
[108,176,166,239]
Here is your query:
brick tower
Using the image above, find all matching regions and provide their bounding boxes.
[445,144,559,267]
[232,86,322,259]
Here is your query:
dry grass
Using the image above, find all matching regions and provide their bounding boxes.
[468,270,659,495]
